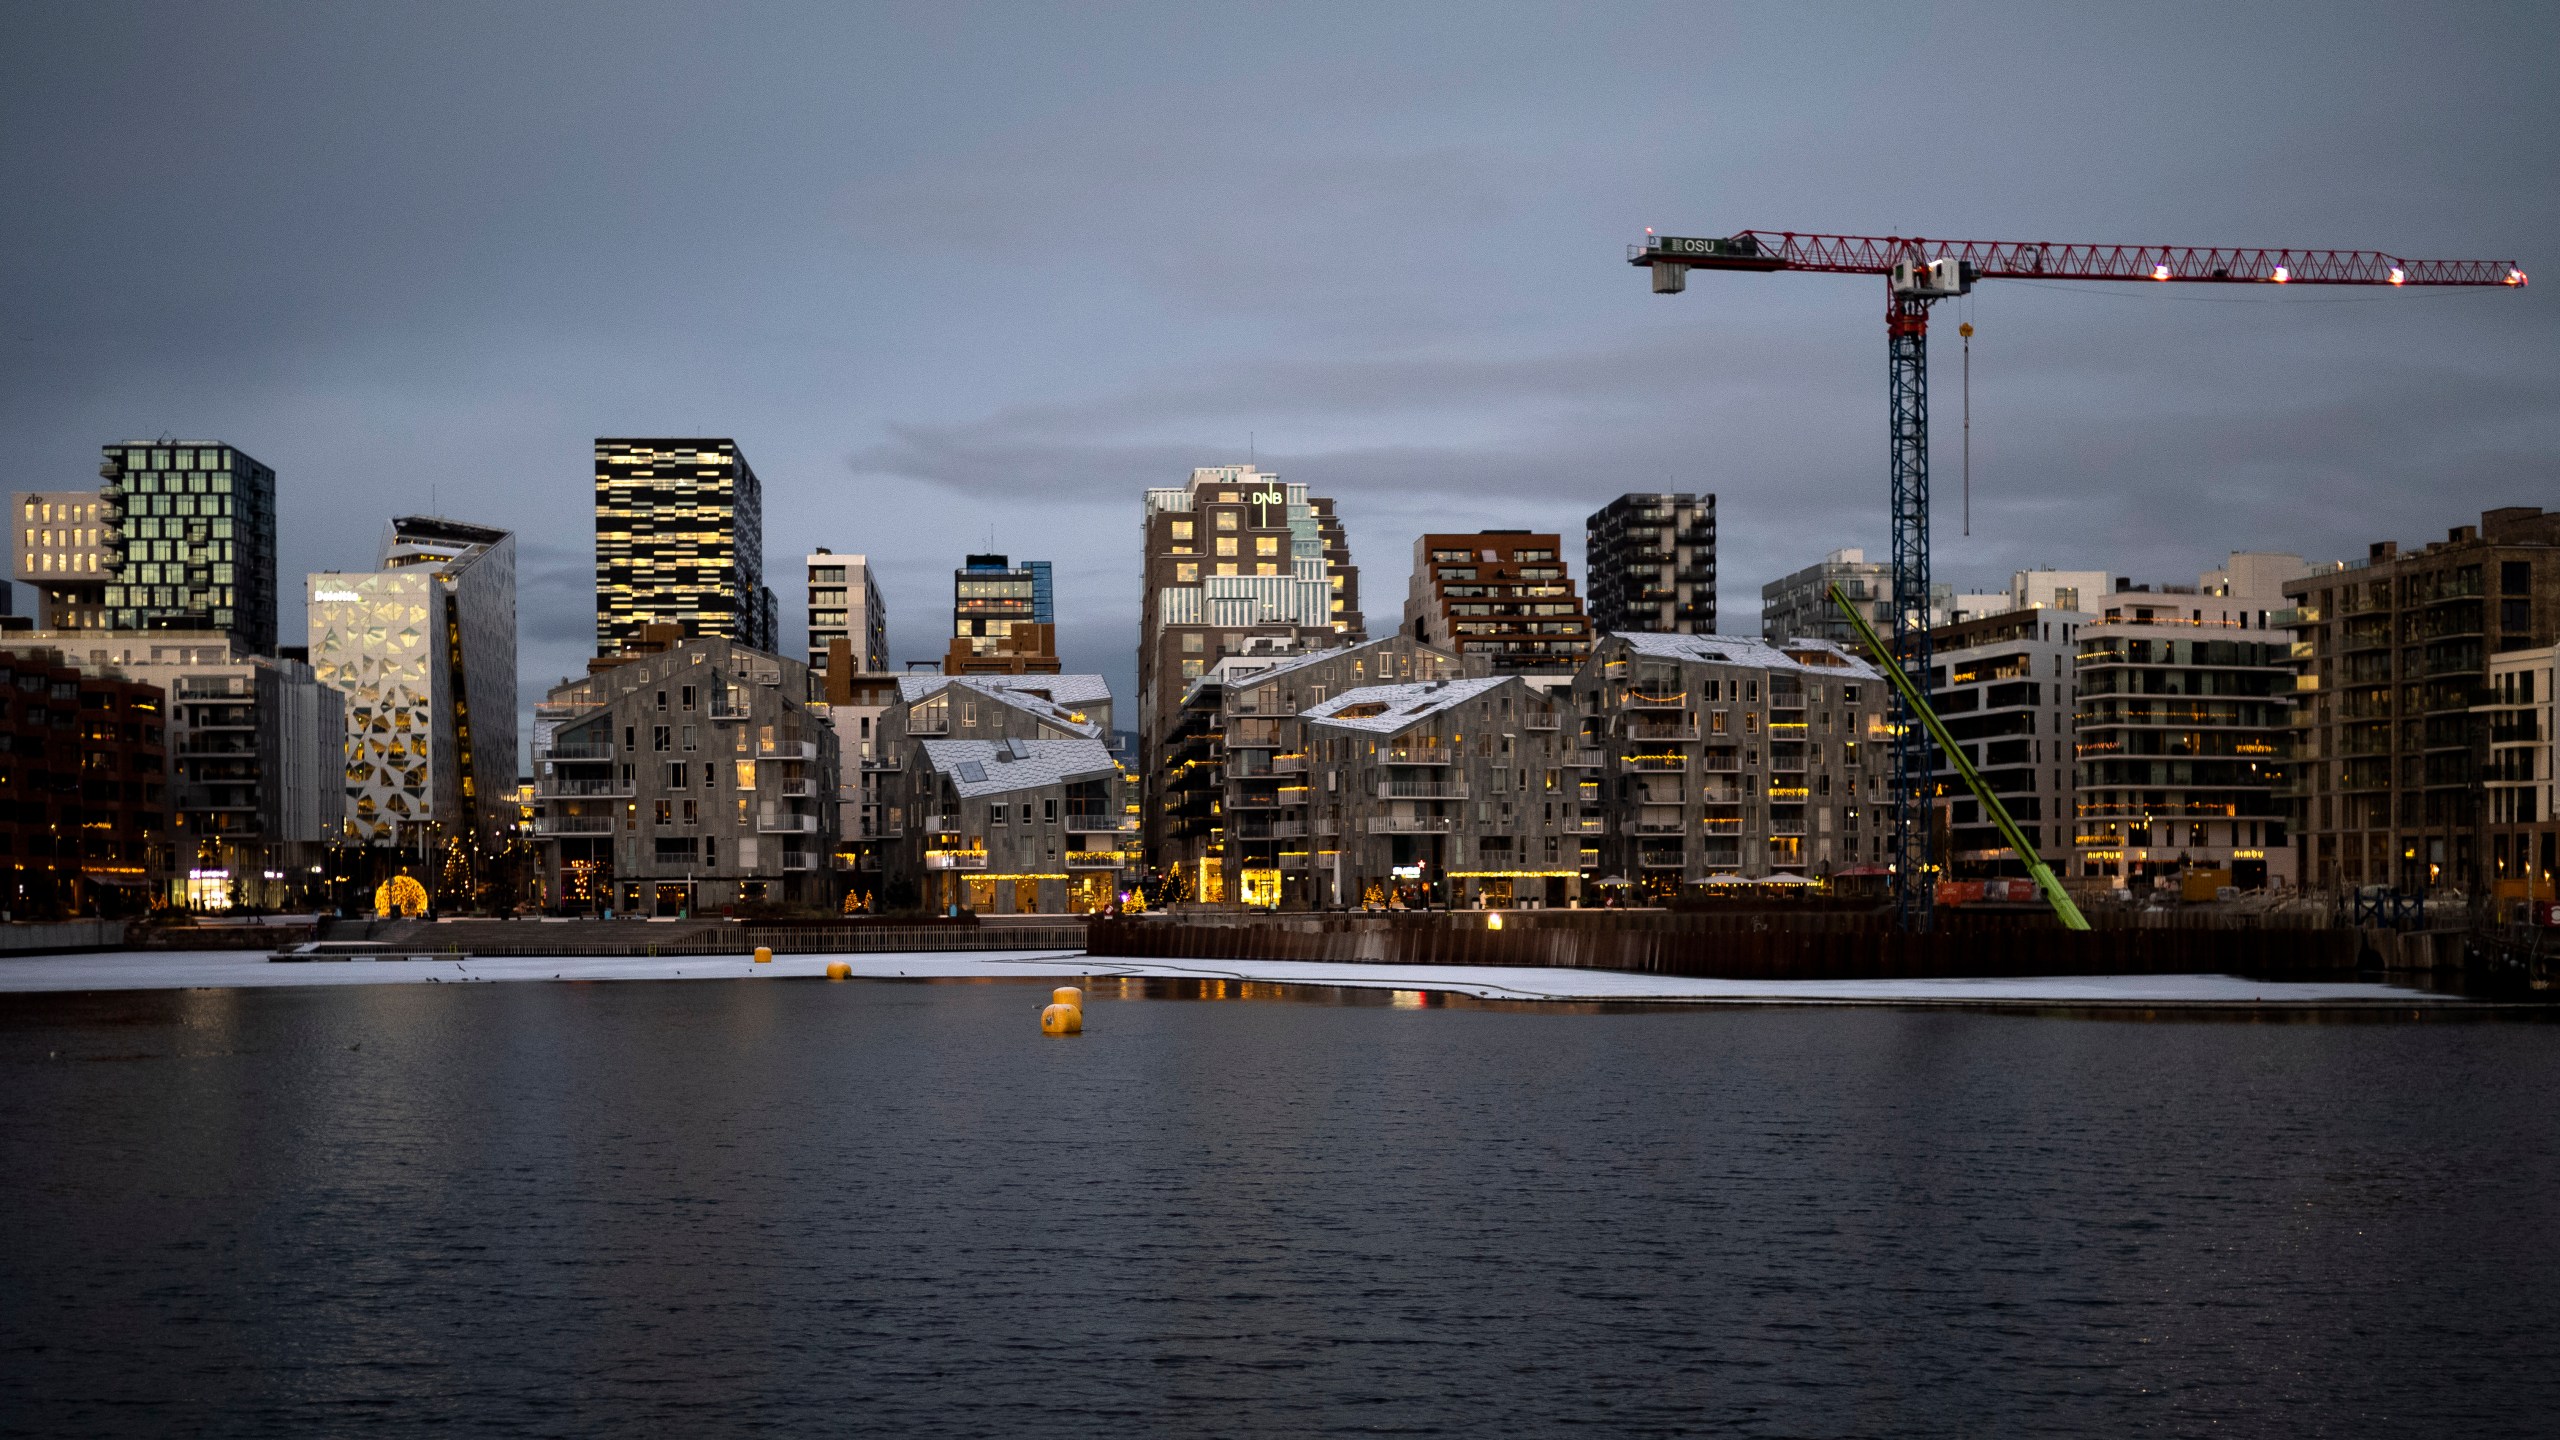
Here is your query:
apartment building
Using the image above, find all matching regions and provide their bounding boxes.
[531,632,838,915]
[1158,634,1468,906]
[307,516,519,861]
[2285,508,2560,895]
[13,491,112,629]
[805,550,886,677]
[890,738,1130,915]
[593,438,776,655]
[1137,466,1362,863]
[0,648,167,919]
[2072,554,2303,892]
[821,669,904,906]
[2479,645,2556,904]
[11,630,343,910]
[1405,530,1593,676]
[96,441,281,656]
[1926,605,2090,877]
[1585,492,1717,635]
[1575,633,1885,898]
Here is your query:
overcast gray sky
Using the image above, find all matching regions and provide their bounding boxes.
[5,2,2553,749]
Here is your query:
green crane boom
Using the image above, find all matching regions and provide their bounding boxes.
[1829,582,2089,931]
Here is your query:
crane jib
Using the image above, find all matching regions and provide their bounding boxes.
[1630,233,2525,286]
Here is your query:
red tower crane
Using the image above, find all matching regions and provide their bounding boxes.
[1631,229,2527,929]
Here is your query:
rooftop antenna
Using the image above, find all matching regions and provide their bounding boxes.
[1249,431,1256,467]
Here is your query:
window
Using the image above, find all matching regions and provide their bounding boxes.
[703,762,716,789]
[1176,562,1199,583]
[652,725,671,751]
[737,797,750,826]
[654,800,672,825]
[1043,798,1056,823]
[683,800,698,825]
[681,685,697,710]
[656,690,668,712]
[1171,520,1194,540]
[1181,659,1204,679]
[703,837,717,867]
[2502,561,2532,596]
[1216,537,1238,557]
[1182,633,1204,653]
[1256,536,1279,556]
[1215,511,1239,531]
[666,762,689,789]
[735,759,756,789]
[682,725,697,751]
[992,804,1007,827]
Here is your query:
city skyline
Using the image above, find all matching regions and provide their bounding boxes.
[3,4,2550,756]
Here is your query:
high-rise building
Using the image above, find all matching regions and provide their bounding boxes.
[1926,604,2092,879]
[949,554,1046,662]
[307,516,519,863]
[13,490,112,630]
[1404,530,1593,676]
[0,646,168,918]
[1138,465,1364,863]
[93,441,278,655]
[2072,554,2304,893]
[1761,547,1967,645]
[805,549,886,676]
[593,438,775,655]
[1585,492,1717,635]
[2283,507,2560,896]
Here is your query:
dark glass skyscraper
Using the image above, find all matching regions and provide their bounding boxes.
[1585,491,1717,636]
[97,440,279,655]
[593,438,775,656]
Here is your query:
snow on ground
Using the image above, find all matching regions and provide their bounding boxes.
[0,948,2465,1008]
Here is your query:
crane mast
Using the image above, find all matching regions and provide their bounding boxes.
[1633,229,2526,930]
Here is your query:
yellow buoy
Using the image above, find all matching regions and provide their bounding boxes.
[1051,986,1083,1007]
[753,946,773,964]
[1040,1002,1083,1036]
[825,961,851,980]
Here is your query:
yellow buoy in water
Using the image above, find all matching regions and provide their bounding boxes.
[826,961,851,980]
[753,946,773,964]
[1052,986,1083,1007]
[1040,1002,1083,1036]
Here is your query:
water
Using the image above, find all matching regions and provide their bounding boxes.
[3,977,2555,1436]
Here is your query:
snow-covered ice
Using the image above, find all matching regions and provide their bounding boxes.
[0,947,2464,1008]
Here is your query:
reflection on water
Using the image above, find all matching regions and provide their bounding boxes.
[3,980,2558,1437]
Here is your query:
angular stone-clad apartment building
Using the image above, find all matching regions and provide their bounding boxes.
[1573,633,1886,897]
[1158,634,1469,906]
[2285,508,2560,896]
[891,737,1131,915]
[532,631,838,915]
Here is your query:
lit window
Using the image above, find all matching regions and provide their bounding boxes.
[1215,537,1237,556]
[1215,511,1238,531]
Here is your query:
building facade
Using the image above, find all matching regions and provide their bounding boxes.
[1575,633,1885,897]
[0,647,167,919]
[805,550,886,677]
[1137,466,1363,864]
[1585,492,1717,635]
[532,633,839,915]
[889,738,1130,915]
[945,553,1060,673]
[1926,605,2091,878]
[308,516,519,864]
[13,490,112,630]
[2283,509,2560,896]
[1158,634,1468,907]
[593,438,776,655]
[2071,554,2302,893]
[96,441,279,656]
[1405,531,1593,676]
[2479,645,2556,905]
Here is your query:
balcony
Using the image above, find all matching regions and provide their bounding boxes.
[1228,793,1284,811]
[1065,810,1139,834]
[1624,754,1688,773]
[926,848,989,870]
[1067,849,1133,868]
[759,739,818,761]
[1271,819,1308,839]
[1366,815,1457,834]
[1565,749,1606,768]
[779,778,816,799]
[1636,849,1687,868]
[1377,779,1468,800]
[861,754,902,771]
[1383,746,1453,766]
[1629,819,1686,835]
[1622,689,1686,710]
[543,741,614,761]
[781,852,817,872]
[534,815,617,836]
[1270,754,1309,774]
[1565,816,1606,834]
[1523,714,1560,731]
[757,813,818,834]
[1624,720,1699,742]
[537,777,632,798]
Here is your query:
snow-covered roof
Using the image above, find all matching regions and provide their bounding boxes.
[896,672,1113,707]
[919,738,1119,798]
[895,674,1108,736]
[1303,676,1512,735]
[1607,632,1881,678]
[1181,635,1410,707]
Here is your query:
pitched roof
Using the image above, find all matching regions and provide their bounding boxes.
[895,674,1107,736]
[1607,632,1882,678]
[896,672,1113,707]
[1303,676,1513,735]
[919,738,1119,797]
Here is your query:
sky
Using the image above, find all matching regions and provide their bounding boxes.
[4,2,2554,754]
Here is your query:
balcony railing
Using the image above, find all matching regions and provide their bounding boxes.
[1065,811,1139,833]
[861,754,902,771]
[757,813,818,834]
[1366,815,1457,834]
[1271,754,1309,774]
[1067,850,1132,868]
[1624,754,1688,772]
[1636,849,1687,868]
[1566,749,1606,768]
[779,779,816,798]
[781,852,817,872]
[1565,817,1606,834]
[1377,779,1468,799]
[1624,721,1699,742]
[1383,746,1453,766]
[534,815,617,836]
[542,741,614,761]
[537,777,632,798]
[926,849,989,870]
[1629,820,1686,835]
